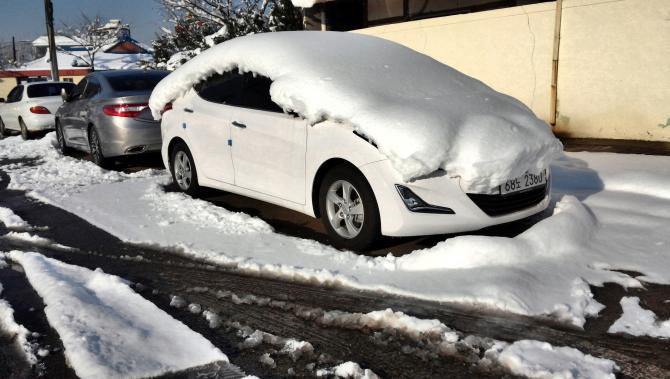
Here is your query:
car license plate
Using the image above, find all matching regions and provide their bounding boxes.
[500,169,548,195]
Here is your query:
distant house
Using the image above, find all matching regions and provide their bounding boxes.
[0,20,153,100]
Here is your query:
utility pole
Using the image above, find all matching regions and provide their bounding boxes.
[549,0,563,127]
[11,37,16,62]
[44,0,59,81]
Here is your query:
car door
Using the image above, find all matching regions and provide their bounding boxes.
[59,78,90,145]
[183,73,241,184]
[1,86,23,130]
[229,73,307,204]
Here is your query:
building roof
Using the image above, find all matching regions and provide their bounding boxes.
[17,49,153,72]
[32,35,82,47]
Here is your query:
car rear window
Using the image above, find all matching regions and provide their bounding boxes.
[106,72,168,92]
[27,83,75,98]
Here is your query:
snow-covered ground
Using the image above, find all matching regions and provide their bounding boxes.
[0,271,38,365]
[6,250,227,379]
[1,133,669,331]
[0,207,29,229]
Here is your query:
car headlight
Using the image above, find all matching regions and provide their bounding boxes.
[395,185,455,214]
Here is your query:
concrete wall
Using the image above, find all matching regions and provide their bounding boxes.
[356,0,670,142]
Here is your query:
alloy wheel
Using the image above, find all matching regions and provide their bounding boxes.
[173,150,193,191]
[325,179,365,239]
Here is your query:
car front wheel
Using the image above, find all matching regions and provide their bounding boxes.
[319,165,381,252]
[170,142,200,196]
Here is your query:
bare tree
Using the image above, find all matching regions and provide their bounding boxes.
[58,13,120,71]
[152,0,302,68]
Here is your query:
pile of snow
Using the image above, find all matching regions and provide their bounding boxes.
[149,31,562,190]
[291,0,334,7]
[0,207,29,229]
[486,340,617,379]
[314,308,459,344]
[238,328,314,361]
[316,361,380,379]
[608,297,670,338]
[2,231,74,251]
[0,283,38,365]
[8,251,227,379]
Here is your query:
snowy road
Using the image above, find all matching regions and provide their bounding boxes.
[0,152,669,378]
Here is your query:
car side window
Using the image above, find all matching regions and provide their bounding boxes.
[70,79,88,101]
[195,70,283,114]
[6,87,20,103]
[82,79,101,99]
[238,74,283,113]
[196,71,244,105]
[7,86,24,103]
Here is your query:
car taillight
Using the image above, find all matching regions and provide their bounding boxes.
[103,103,148,118]
[29,106,51,114]
[161,102,172,115]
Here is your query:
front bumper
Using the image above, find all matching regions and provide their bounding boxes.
[98,118,162,158]
[358,160,551,237]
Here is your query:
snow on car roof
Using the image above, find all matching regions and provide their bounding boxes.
[149,31,562,190]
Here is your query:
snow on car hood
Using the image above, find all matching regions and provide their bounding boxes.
[149,31,563,191]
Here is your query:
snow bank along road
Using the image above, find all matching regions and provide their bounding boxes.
[0,133,669,378]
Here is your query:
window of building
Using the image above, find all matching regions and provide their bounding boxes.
[361,0,553,27]
[368,0,404,22]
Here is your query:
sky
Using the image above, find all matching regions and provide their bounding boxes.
[0,0,169,45]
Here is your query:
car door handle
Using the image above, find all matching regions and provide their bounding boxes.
[232,121,246,129]
[183,108,194,113]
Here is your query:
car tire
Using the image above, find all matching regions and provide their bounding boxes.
[19,119,31,140]
[319,165,381,252]
[55,120,72,155]
[170,142,200,197]
[88,126,112,169]
[0,118,6,140]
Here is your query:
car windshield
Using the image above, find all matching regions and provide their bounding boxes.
[107,72,169,92]
[27,83,75,98]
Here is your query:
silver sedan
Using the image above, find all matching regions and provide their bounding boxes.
[55,70,168,167]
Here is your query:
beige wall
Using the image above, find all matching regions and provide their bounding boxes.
[0,78,17,101]
[357,0,670,142]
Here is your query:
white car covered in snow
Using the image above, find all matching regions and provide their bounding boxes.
[0,81,75,140]
[150,32,562,250]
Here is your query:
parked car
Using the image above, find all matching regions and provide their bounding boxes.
[55,70,169,167]
[153,32,558,251]
[0,81,75,140]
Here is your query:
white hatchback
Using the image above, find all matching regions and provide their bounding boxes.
[0,81,75,140]
[152,32,559,251]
